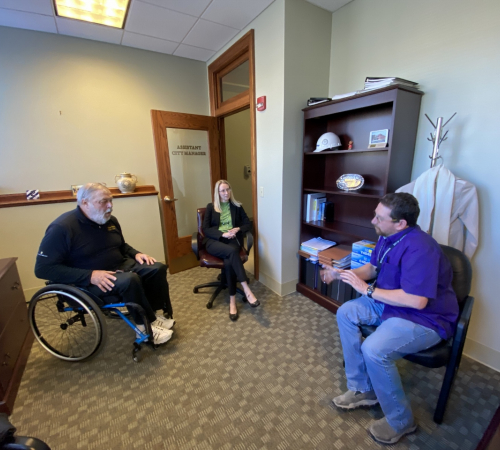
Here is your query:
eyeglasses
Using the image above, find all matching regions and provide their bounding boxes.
[373,211,399,223]
[219,188,231,194]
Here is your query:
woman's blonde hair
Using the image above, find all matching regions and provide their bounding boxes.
[213,179,241,213]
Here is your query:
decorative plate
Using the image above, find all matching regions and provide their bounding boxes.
[336,174,364,192]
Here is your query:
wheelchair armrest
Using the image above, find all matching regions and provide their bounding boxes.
[192,232,199,259]
[244,231,254,254]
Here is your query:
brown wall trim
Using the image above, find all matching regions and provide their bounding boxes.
[0,185,158,208]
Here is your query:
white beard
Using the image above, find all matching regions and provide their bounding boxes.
[88,208,112,225]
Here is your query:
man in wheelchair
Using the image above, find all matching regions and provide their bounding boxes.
[35,182,174,345]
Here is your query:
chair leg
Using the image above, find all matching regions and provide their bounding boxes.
[434,362,458,424]
[207,284,225,309]
[193,281,222,293]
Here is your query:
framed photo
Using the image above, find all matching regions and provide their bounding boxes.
[71,185,83,196]
[368,129,389,148]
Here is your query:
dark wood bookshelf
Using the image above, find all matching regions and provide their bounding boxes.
[298,85,423,313]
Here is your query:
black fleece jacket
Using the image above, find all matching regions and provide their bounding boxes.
[35,206,139,286]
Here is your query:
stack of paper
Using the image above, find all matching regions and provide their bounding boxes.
[364,77,418,91]
[300,237,336,256]
[318,245,352,268]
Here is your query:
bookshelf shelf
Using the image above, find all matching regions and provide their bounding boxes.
[304,147,389,155]
[303,220,377,241]
[303,188,383,198]
[298,85,423,313]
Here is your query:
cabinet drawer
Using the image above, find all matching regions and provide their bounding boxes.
[0,300,30,390]
[0,264,25,332]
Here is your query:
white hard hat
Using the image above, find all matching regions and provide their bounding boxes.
[314,132,341,152]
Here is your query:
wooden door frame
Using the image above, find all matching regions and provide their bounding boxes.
[150,110,221,267]
[208,29,259,280]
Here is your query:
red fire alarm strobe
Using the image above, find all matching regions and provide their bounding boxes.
[256,96,266,111]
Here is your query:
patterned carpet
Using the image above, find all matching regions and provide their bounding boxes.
[11,267,500,449]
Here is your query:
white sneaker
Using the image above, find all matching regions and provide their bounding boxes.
[150,325,173,345]
[136,324,173,345]
[153,315,175,330]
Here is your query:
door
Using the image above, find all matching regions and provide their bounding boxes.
[151,111,222,274]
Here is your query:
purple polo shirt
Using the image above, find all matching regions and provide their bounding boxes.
[369,226,458,339]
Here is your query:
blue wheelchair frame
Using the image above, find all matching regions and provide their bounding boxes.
[29,284,158,362]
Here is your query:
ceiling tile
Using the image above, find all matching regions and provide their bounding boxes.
[125,1,197,42]
[183,19,238,52]
[201,0,274,30]
[122,31,178,54]
[138,0,211,17]
[56,17,123,44]
[0,0,53,16]
[0,8,57,33]
[174,43,215,62]
[305,0,353,14]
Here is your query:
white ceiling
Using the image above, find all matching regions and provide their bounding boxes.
[0,0,352,62]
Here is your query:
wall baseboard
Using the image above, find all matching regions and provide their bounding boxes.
[464,338,500,373]
[257,271,297,297]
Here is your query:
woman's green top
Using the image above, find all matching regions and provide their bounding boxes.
[218,202,233,232]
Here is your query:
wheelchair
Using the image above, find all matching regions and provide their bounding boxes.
[28,284,159,363]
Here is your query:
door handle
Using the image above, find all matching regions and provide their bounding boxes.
[164,196,178,202]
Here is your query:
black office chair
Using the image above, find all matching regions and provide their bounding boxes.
[359,244,474,424]
[191,207,253,309]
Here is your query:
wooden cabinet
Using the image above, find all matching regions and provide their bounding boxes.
[297,85,424,313]
[0,258,33,415]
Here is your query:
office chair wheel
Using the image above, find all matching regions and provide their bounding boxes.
[206,302,213,309]
[28,285,107,362]
[193,287,199,293]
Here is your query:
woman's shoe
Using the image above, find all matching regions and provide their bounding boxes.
[229,311,239,321]
[246,294,260,307]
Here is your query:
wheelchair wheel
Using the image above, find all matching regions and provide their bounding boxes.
[28,285,107,362]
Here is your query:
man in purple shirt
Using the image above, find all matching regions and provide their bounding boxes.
[321,193,458,445]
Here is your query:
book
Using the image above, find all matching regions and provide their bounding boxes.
[304,193,326,222]
[314,197,326,221]
[365,77,418,85]
[352,240,376,257]
[307,97,331,106]
[300,237,336,256]
[364,77,418,91]
[318,244,352,262]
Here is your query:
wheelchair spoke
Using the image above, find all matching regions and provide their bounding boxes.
[29,287,107,362]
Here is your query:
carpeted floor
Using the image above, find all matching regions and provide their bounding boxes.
[11,267,500,449]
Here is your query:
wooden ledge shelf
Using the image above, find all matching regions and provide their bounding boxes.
[0,185,158,208]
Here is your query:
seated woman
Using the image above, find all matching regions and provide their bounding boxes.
[203,179,259,321]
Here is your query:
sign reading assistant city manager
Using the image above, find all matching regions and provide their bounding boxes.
[171,145,206,156]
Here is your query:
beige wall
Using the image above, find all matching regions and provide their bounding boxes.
[282,0,331,293]
[0,26,209,293]
[224,109,253,216]
[208,0,331,295]
[329,0,500,370]
[208,0,286,293]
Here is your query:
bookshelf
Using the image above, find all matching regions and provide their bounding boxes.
[297,85,424,313]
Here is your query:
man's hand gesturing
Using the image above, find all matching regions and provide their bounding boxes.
[91,270,117,292]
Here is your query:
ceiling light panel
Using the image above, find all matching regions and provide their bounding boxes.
[54,0,130,28]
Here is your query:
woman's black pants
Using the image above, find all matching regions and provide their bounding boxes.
[206,238,246,296]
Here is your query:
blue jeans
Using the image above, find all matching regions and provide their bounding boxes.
[336,296,441,432]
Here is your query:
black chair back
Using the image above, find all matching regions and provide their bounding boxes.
[439,244,472,308]
[197,208,206,252]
